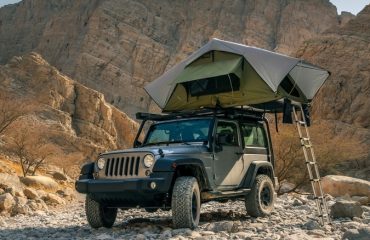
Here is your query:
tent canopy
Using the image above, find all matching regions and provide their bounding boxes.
[145,39,330,112]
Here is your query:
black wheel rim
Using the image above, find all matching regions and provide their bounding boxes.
[260,184,272,209]
[191,192,197,221]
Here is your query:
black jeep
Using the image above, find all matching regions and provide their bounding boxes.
[76,108,278,229]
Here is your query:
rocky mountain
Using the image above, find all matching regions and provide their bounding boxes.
[296,5,370,146]
[0,0,342,117]
[0,53,138,173]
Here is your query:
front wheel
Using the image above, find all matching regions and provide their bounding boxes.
[85,195,117,228]
[245,174,275,217]
[171,176,201,229]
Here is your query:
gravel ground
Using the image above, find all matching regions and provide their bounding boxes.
[0,194,369,240]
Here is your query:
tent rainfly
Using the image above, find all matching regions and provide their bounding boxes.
[145,39,330,112]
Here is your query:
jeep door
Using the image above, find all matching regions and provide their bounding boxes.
[239,121,269,180]
[213,120,244,189]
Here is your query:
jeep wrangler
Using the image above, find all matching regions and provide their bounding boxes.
[76,108,278,229]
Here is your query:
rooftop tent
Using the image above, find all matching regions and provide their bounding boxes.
[145,39,330,112]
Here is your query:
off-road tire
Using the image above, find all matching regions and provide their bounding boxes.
[85,195,117,228]
[245,174,275,217]
[171,176,201,229]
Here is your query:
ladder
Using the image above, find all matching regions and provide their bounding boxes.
[292,105,331,225]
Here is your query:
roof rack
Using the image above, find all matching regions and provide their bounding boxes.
[136,107,264,122]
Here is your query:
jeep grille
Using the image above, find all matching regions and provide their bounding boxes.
[99,153,150,179]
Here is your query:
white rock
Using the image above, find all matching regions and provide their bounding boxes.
[20,176,59,191]
[43,193,65,205]
[23,188,39,200]
[96,233,113,240]
[0,193,15,211]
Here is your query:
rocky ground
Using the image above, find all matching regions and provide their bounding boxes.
[0,193,369,240]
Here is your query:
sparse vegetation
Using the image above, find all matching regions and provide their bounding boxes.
[270,119,367,195]
[5,128,53,177]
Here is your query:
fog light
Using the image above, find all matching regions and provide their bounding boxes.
[150,182,156,189]
[145,170,151,176]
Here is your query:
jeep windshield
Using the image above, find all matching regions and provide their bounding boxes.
[143,118,212,146]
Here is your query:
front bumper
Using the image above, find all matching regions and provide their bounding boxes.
[75,172,174,207]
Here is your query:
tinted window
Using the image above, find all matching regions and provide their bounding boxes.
[241,123,267,148]
[144,119,211,145]
[216,121,239,146]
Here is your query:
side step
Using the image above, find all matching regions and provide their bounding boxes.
[202,189,250,201]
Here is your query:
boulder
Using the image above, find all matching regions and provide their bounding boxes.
[331,200,363,219]
[322,175,370,203]
[12,196,29,215]
[351,196,369,205]
[49,171,68,181]
[23,188,39,200]
[0,173,23,192]
[206,221,239,233]
[56,188,75,200]
[20,176,59,191]
[342,227,370,240]
[0,193,15,211]
[43,193,65,205]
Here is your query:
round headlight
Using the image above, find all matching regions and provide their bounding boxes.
[97,158,105,170]
[143,154,155,168]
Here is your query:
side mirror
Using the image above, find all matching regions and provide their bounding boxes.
[133,140,142,148]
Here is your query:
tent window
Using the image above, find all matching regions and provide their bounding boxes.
[280,76,300,98]
[184,73,240,97]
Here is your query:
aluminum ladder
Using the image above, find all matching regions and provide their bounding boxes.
[292,105,331,225]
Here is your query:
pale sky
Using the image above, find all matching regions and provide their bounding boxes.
[0,0,369,15]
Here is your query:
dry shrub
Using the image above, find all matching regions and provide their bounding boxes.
[270,119,367,194]
[4,126,54,177]
[0,92,29,136]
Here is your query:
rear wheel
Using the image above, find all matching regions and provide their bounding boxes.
[245,174,275,217]
[85,195,117,228]
[171,176,201,229]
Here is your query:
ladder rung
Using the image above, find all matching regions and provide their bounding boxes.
[310,179,320,182]
[302,144,312,148]
[297,120,306,125]
[314,196,324,200]
[301,137,310,141]
[306,161,316,165]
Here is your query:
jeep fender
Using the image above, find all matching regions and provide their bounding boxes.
[242,161,276,189]
[79,162,94,180]
[152,157,211,191]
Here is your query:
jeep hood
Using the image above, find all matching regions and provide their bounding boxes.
[101,144,209,157]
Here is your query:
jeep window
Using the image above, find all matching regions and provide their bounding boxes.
[241,123,267,148]
[143,119,212,145]
[216,121,239,146]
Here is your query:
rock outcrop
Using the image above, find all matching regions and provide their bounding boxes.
[0,0,341,116]
[0,53,138,171]
[296,5,370,148]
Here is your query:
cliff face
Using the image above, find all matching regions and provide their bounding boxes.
[296,5,370,145]
[0,53,138,166]
[0,0,340,116]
